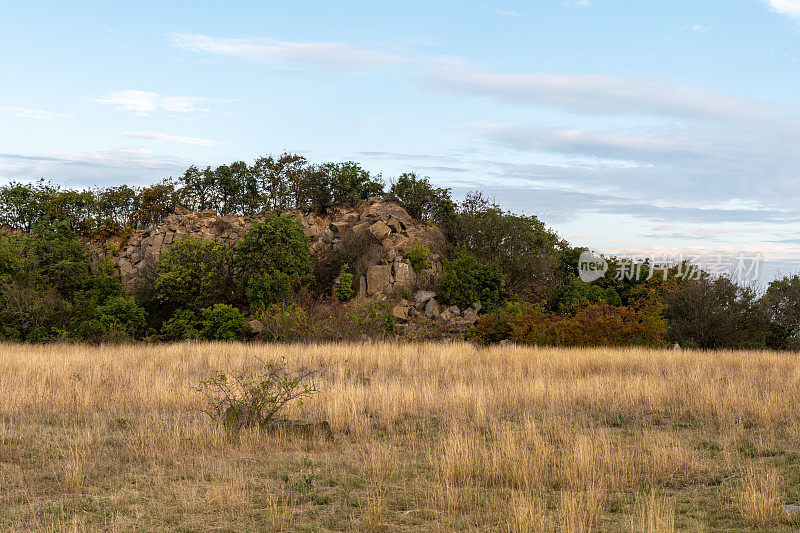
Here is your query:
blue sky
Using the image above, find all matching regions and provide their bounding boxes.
[3,0,800,279]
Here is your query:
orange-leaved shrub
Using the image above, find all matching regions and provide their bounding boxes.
[471,300,666,347]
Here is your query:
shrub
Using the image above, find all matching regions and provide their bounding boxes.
[97,296,146,338]
[160,310,201,341]
[195,357,318,431]
[255,303,309,341]
[155,235,233,313]
[200,304,249,341]
[472,300,666,347]
[334,264,355,301]
[555,274,621,313]
[437,245,504,312]
[234,215,312,307]
[408,243,432,272]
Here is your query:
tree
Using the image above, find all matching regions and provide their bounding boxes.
[234,215,312,308]
[437,245,504,311]
[252,152,308,213]
[154,236,233,314]
[329,162,384,205]
[762,275,800,349]
[389,172,455,222]
[663,275,768,349]
[453,192,565,305]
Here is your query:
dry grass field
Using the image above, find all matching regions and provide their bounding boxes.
[1,342,800,531]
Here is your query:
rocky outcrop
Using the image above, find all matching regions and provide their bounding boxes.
[114,197,449,299]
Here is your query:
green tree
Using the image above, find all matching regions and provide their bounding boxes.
[155,236,233,313]
[762,274,800,349]
[437,245,504,311]
[389,172,455,222]
[234,215,312,308]
[200,304,249,341]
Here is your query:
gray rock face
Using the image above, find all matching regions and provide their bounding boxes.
[414,290,436,305]
[440,305,461,321]
[424,298,440,319]
[366,264,392,295]
[369,220,392,240]
[393,262,416,290]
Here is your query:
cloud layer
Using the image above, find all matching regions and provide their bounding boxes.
[91,90,217,115]
[124,131,219,146]
[170,32,403,71]
[0,106,73,120]
[420,60,775,121]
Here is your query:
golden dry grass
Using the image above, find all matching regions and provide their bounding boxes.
[1,342,800,531]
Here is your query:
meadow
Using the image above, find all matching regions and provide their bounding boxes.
[1,342,799,531]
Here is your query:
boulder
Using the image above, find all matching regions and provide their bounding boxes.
[414,290,436,305]
[369,220,392,240]
[366,265,392,295]
[462,309,479,325]
[352,221,371,233]
[329,221,349,234]
[440,305,461,321]
[393,262,416,289]
[248,319,264,333]
[357,275,367,299]
[174,205,190,215]
[424,298,440,319]
[386,218,405,233]
[391,305,410,322]
[199,209,217,217]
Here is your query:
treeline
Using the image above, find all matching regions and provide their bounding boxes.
[0,153,399,236]
[1,152,799,350]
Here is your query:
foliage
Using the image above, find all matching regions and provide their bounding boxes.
[437,246,504,312]
[762,274,800,349]
[254,303,310,342]
[334,264,355,301]
[195,357,318,431]
[472,299,666,347]
[200,304,249,341]
[663,275,768,349]
[154,235,233,313]
[452,192,564,305]
[389,172,455,222]
[408,243,432,272]
[555,274,622,313]
[234,215,312,308]
[255,299,394,342]
[160,310,201,341]
[97,296,147,338]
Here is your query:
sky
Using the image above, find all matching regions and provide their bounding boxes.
[2,0,800,281]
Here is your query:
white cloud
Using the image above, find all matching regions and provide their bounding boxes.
[169,32,404,71]
[124,130,220,146]
[764,0,800,19]
[492,8,520,16]
[419,59,774,121]
[0,106,73,120]
[90,90,217,115]
[562,0,593,6]
[0,149,189,187]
